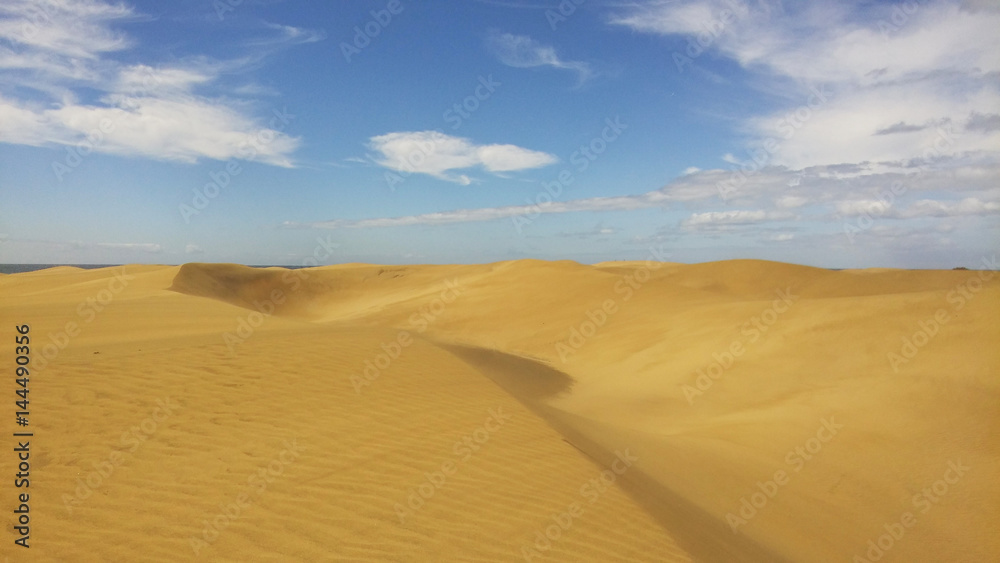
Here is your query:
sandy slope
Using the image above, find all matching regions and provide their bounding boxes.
[1,259,997,562]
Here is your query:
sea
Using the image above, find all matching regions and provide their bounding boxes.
[0,264,122,274]
[0,264,309,274]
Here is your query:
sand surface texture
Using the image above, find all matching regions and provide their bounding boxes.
[1,259,997,562]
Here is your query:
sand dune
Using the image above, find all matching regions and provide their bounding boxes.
[1,259,997,561]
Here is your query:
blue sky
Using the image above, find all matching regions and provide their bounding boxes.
[0,0,997,268]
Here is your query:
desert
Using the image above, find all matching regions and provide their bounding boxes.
[2,1,999,561]
[1,258,997,561]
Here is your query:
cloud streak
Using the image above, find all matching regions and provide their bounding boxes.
[837,197,1000,219]
[486,31,593,84]
[289,162,999,230]
[95,242,162,253]
[681,209,795,231]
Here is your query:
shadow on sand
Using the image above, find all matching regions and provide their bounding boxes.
[439,341,791,563]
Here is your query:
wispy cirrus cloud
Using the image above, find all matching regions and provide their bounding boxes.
[284,188,668,229]
[609,0,1000,169]
[486,31,593,84]
[0,237,163,253]
[287,162,999,231]
[681,209,795,231]
[249,22,326,47]
[367,130,557,184]
[95,242,162,253]
[0,0,316,166]
[836,197,1000,219]
[0,0,135,60]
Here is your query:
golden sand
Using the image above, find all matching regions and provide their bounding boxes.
[1,259,997,561]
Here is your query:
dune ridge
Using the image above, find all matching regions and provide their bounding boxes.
[2,259,997,561]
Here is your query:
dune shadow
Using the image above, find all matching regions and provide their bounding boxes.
[537,408,794,563]
[438,344,574,401]
[440,342,790,563]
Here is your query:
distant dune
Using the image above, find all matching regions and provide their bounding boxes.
[1,259,997,561]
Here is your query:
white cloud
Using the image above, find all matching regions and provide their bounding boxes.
[0,0,305,166]
[486,32,592,84]
[611,1,1000,170]
[896,197,1000,219]
[612,1,999,84]
[609,0,739,36]
[185,244,204,254]
[0,89,300,166]
[776,195,808,208]
[476,143,556,172]
[368,131,556,184]
[552,225,619,238]
[685,209,766,225]
[835,199,892,217]
[116,64,212,94]
[0,0,135,60]
[681,209,794,231]
[253,23,326,46]
[835,197,999,219]
[96,242,162,253]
